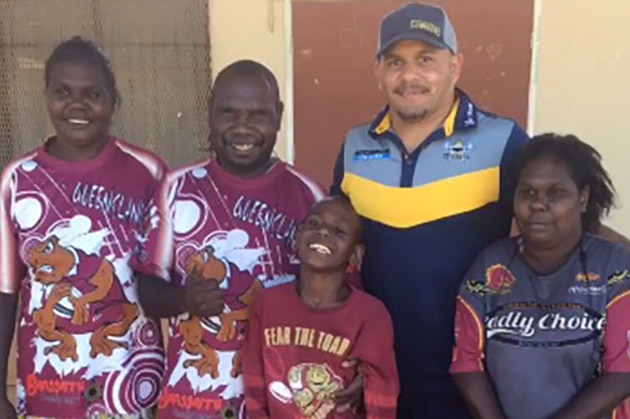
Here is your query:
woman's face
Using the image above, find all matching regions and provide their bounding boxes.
[514,156,590,249]
[45,60,114,152]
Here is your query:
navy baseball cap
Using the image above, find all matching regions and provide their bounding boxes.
[377,3,458,56]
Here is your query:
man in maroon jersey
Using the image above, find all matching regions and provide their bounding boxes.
[133,60,328,419]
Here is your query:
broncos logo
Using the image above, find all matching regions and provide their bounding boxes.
[28,236,138,362]
[180,245,262,379]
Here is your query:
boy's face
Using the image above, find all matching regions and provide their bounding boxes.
[296,199,361,272]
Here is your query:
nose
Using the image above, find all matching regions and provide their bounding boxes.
[66,93,89,110]
[228,114,256,136]
[231,123,251,134]
[399,62,424,82]
[530,193,550,212]
[399,69,416,85]
[316,225,331,237]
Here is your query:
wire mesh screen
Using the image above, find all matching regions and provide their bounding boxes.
[0,0,211,169]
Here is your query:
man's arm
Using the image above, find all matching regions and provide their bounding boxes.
[330,143,345,196]
[499,124,529,238]
[132,173,224,319]
[136,273,186,318]
[597,224,630,247]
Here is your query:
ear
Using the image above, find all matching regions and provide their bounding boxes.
[374,58,384,90]
[450,52,464,85]
[579,185,591,212]
[349,243,365,271]
[275,100,285,130]
[207,101,215,128]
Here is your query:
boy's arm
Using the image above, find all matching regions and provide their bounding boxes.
[242,298,271,419]
[352,302,399,419]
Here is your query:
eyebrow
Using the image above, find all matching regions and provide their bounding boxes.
[518,179,570,187]
[50,79,103,89]
[383,47,439,60]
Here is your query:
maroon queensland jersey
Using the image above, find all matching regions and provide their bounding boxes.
[0,136,167,418]
[451,235,630,419]
[133,159,324,419]
[243,283,399,419]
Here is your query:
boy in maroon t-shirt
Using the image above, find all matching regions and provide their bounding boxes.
[243,197,399,419]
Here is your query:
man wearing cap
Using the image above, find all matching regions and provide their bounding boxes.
[331,3,528,418]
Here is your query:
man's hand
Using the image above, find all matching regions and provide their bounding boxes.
[184,275,224,317]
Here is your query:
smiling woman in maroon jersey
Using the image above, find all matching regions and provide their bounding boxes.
[0,37,167,419]
[450,133,630,419]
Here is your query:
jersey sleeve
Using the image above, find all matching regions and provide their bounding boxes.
[305,178,326,205]
[450,253,489,374]
[285,165,326,206]
[350,300,398,419]
[0,167,26,294]
[131,173,179,281]
[242,296,271,419]
[602,246,630,373]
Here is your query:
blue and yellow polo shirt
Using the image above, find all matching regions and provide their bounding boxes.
[331,89,529,392]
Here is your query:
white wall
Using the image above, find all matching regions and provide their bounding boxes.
[533,0,630,233]
[209,0,289,159]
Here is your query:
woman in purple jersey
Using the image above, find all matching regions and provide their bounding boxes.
[451,133,630,419]
[0,37,166,419]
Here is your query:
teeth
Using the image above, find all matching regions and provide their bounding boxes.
[309,243,332,255]
[67,118,90,125]
[39,265,55,274]
[233,144,254,151]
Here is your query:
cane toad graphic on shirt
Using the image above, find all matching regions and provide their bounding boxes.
[268,363,343,418]
[0,138,166,418]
